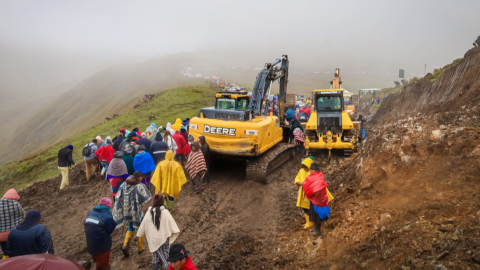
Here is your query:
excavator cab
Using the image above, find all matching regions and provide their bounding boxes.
[214,92,250,111]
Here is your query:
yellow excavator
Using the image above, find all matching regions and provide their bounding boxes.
[189,55,295,182]
[304,68,357,157]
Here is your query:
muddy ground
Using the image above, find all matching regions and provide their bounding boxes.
[16,107,480,270]
[11,48,480,269]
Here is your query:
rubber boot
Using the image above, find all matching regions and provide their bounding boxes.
[138,236,145,254]
[122,230,134,257]
[303,213,314,229]
[311,222,321,236]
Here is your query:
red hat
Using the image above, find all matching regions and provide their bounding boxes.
[99,197,112,208]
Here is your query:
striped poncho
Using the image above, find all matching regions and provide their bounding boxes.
[185,150,207,179]
[293,127,305,145]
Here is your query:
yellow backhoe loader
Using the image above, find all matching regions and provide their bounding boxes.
[304,69,357,157]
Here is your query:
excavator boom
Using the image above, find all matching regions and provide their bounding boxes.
[249,55,288,123]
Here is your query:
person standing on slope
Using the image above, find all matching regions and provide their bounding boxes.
[57,144,76,190]
[185,142,207,194]
[137,194,180,270]
[113,172,152,257]
[84,139,99,181]
[167,244,197,270]
[96,136,104,148]
[300,162,333,236]
[183,135,195,160]
[106,151,129,203]
[0,189,24,259]
[172,130,187,165]
[180,127,189,142]
[151,150,187,212]
[294,158,313,230]
[133,145,157,193]
[150,133,169,165]
[84,197,116,270]
[163,131,178,154]
[122,146,135,176]
[198,136,211,184]
[5,210,54,258]
[113,134,125,151]
[137,133,152,152]
[96,137,115,177]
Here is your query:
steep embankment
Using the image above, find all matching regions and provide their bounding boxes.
[0,84,216,194]
[374,47,480,123]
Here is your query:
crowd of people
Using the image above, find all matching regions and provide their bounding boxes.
[0,109,337,268]
[0,118,208,269]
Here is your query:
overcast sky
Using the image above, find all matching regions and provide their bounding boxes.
[1,0,479,89]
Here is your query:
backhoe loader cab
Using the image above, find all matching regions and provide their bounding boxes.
[315,90,344,134]
[305,89,357,157]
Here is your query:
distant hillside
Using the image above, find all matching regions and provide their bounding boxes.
[2,55,192,164]
[0,84,216,194]
[1,50,399,164]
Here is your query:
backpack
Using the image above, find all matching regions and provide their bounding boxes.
[124,143,133,155]
[82,143,92,157]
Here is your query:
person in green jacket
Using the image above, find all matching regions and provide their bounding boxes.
[122,148,135,175]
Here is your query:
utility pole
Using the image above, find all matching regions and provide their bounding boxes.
[424,64,426,76]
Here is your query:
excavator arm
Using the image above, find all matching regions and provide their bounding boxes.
[249,55,288,123]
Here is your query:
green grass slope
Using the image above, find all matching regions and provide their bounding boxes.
[0,84,216,194]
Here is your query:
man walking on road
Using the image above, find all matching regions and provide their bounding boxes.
[185,142,207,194]
[172,130,187,165]
[84,139,99,181]
[58,144,76,190]
[151,150,187,212]
[85,198,116,270]
[198,136,210,184]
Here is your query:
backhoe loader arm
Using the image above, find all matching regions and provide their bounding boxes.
[249,55,288,120]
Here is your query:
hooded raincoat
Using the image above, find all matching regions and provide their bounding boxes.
[294,158,313,210]
[150,151,187,199]
[171,118,183,133]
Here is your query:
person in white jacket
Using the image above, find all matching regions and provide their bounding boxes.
[137,194,180,270]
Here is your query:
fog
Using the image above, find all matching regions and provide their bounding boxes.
[0,0,479,162]
[2,0,479,85]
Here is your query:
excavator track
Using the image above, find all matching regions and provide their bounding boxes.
[245,143,297,184]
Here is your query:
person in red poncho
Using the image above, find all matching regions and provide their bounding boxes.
[167,243,197,270]
[304,105,311,116]
[298,162,331,236]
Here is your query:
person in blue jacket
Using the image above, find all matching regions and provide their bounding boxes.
[84,197,116,270]
[5,210,54,258]
[286,107,296,122]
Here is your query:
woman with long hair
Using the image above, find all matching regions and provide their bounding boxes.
[137,194,180,270]
[162,130,178,153]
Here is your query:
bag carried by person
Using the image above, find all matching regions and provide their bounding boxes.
[82,143,93,157]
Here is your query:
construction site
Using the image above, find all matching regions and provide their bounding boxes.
[2,45,476,269]
[1,1,480,269]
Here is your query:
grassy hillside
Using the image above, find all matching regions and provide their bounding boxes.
[0,84,216,194]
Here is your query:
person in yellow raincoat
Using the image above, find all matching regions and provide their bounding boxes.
[171,118,184,133]
[294,158,314,229]
[150,150,187,212]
